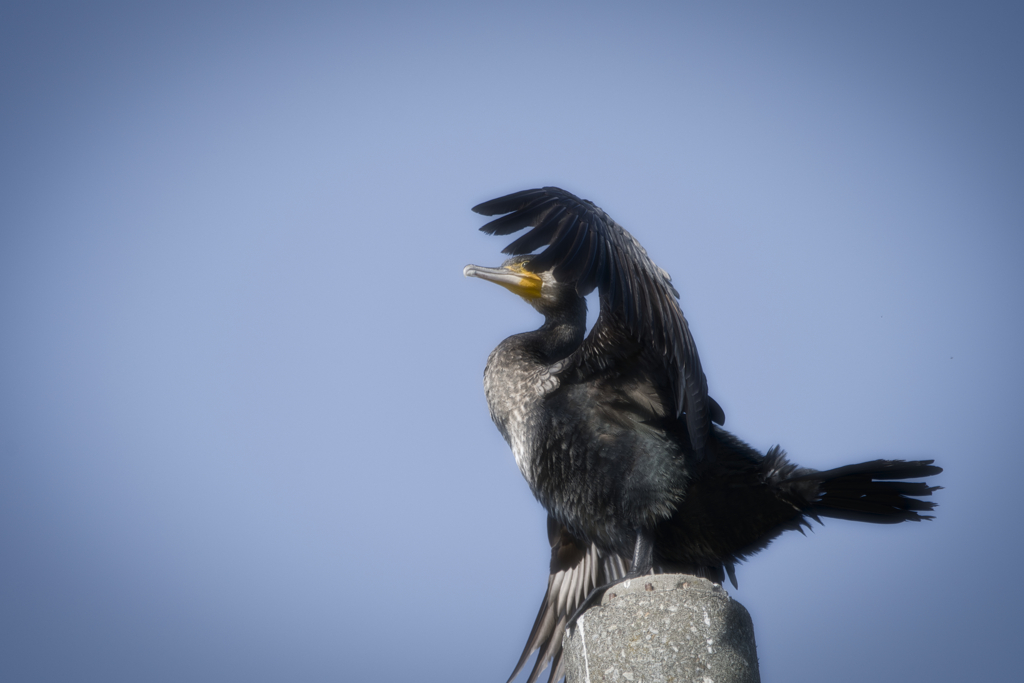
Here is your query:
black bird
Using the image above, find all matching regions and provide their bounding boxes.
[464,187,942,683]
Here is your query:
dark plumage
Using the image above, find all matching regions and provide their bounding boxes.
[464,187,942,683]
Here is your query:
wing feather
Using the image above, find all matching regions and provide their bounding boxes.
[506,517,632,683]
[478,187,722,452]
[473,188,549,216]
[479,197,559,235]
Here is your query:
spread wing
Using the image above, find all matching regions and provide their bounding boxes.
[473,187,722,454]
[506,516,630,683]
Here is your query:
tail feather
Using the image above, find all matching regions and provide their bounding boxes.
[791,458,943,482]
[797,459,943,524]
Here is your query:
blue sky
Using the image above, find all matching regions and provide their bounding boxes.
[1,2,1022,681]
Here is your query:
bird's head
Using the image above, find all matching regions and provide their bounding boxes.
[463,255,583,318]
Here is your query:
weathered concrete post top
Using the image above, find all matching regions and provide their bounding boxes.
[563,574,760,683]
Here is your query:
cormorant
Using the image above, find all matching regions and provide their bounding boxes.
[464,187,942,683]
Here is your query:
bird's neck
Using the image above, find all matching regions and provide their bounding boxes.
[530,299,587,362]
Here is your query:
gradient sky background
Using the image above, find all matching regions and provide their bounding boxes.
[2,2,1022,682]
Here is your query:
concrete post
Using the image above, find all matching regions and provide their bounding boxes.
[562,574,759,683]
